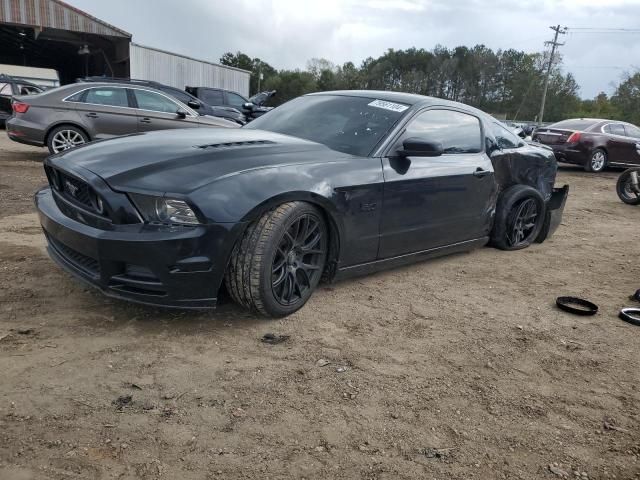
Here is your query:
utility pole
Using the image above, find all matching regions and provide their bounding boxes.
[538,25,567,125]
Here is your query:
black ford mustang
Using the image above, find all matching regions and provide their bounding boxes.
[36,91,568,317]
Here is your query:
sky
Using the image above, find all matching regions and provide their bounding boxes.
[68,0,640,98]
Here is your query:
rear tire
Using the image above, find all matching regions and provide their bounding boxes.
[225,202,328,317]
[616,168,640,205]
[490,185,546,251]
[584,148,607,173]
[47,125,88,154]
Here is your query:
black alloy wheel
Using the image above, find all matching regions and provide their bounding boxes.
[225,202,328,317]
[271,213,325,306]
[490,184,546,251]
[507,198,539,248]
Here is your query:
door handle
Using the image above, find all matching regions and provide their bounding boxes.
[85,112,98,118]
[473,168,491,178]
[140,118,152,124]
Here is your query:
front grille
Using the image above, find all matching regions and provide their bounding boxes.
[45,166,101,215]
[58,172,94,210]
[47,235,100,277]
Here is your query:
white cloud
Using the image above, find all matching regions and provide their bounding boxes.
[67,0,640,97]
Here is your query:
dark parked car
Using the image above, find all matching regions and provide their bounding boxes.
[79,77,246,125]
[532,118,640,172]
[185,86,275,121]
[0,74,44,126]
[6,82,237,154]
[35,91,567,317]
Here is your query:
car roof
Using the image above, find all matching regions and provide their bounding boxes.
[0,74,40,87]
[306,90,490,117]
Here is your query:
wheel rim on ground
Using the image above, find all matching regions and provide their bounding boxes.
[591,151,605,171]
[271,213,325,306]
[507,198,538,247]
[52,130,85,153]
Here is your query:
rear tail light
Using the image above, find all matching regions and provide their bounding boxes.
[566,132,581,143]
[12,102,30,114]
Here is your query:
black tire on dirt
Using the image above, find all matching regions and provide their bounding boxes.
[47,125,89,155]
[490,185,547,251]
[616,168,640,205]
[225,202,328,317]
[584,148,607,173]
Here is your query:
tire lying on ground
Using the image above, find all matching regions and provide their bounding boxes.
[225,201,328,317]
[490,184,547,251]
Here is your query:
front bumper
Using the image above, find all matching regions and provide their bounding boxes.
[36,187,241,309]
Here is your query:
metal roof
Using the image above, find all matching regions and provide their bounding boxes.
[0,0,131,37]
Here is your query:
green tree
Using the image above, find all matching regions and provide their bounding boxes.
[611,72,640,124]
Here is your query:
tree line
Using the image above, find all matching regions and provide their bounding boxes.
[221,47,640,124]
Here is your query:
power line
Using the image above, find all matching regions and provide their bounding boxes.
[538,25,567,125]
[569,27,640,32]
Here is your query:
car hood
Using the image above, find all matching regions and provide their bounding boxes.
[50,128,343,194]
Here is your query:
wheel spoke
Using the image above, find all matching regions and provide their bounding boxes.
[272,268,286,288]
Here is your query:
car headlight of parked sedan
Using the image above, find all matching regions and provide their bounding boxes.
[129,193,201,225]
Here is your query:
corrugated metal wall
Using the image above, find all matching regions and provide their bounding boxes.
[0,0,130,37]
[129,43,250,97]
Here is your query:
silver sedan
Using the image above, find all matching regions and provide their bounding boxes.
[6,82,238,154]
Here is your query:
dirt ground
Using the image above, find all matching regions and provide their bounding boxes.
[0,132,639,480]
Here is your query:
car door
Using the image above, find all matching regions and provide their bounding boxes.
[0,82,12,119]
[603,123,630,163]
[622,124,640,166]
[131,88,200,132]
[70,86,138,139]
[379,108,496,259]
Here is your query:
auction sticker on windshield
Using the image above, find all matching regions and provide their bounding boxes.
[368,99,409,112]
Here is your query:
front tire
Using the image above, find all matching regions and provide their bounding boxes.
[47,125,88,154]
[616,168,640,205]
[490,185,546,251]
[225,202,328,317]
[585,148,607,173]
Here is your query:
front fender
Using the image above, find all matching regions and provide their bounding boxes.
[190,158,384,268]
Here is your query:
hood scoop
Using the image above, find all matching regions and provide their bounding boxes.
[195,140,276,150]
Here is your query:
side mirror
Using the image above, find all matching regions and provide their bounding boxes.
[399,137,443,157]
[176,109,187,119]
[187,100,200,109]
[242,102,255,111]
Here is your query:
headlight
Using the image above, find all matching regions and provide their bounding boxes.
[129,194,201,225]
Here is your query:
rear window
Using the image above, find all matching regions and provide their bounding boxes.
[548,119,598,131]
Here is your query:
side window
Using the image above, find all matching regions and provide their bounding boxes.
[134,90,181,114]
[200,89,224,106]
[492,122,522,149]
[66,90,87,102]
[227,92,247,109]
[18,84,41,95]
[85,87,129,107]
[609,123,626,136]
[624,124,640,139]
[399,109,482,154]
[603,124,612,134]
[0,83,12,95]
[169,90,193,105]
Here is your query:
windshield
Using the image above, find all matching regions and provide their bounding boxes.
[245,94,409,156]
[548,119,599,131]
